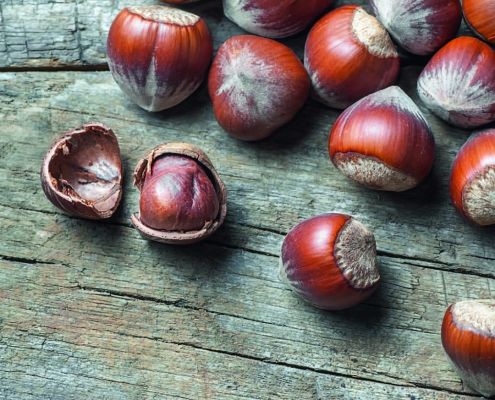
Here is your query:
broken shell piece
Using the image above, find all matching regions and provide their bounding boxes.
[40,122,124,219]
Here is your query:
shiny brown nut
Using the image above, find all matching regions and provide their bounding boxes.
[279,213,380,310]
[40,122,124,219]
[107,6,213,112]
[131,142,227,244]
[207,34,310,141]
[441,299,495,397]
[369,0,462,56]
[463,0,495,45]
[304,5,400,109]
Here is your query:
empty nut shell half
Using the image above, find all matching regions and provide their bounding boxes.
[131,142,227,244]
[40,122,124,219]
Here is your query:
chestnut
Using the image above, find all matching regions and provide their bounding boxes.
[369,0,462,55]
[107,6,213,112]
[131,143,227,244]
[40,122,123,219]
[222,0,333,39]
[207,35,310,141]
[449,128,495,226]
[463,0,495,45]
[417,36,495,129]
[304,5,400,109]
[328,86,435,191]
[279,213,380,310]
[441,299,495,397]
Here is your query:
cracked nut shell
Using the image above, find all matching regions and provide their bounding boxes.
[40,122,124,219]
[131,142,227,244]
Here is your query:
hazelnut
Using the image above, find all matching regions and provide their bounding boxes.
[463,0,495,45]
[107,6,213,112]
[207,35,310,141]
[222,0,333,39]
[131,143,227,244]
[441,299,495,397]
[417,36,495,128]
[450,128,495,225]
[304,5,400,109]
[279,213,380,310]
[329,86,435,191]
[370,0,462,55]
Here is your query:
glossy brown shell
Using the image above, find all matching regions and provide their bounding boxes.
[106,6,213,112]
[40,122,124,219]
[131,142,227,244]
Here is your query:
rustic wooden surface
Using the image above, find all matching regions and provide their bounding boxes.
[0,0,476,70]
[1,1,494,399]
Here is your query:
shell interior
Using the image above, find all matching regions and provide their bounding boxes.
[48,129,122,212]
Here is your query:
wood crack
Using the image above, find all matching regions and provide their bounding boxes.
[234,221,287,236]
[67,328,478,398]
[75,284,288,329]
[76,284,190,308]
[205,239,277,258]
[378,250,455,267]
[0,254,58,266]
[0,65,109,73]
[378,251,495,279]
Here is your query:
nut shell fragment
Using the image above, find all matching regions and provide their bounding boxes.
[131,142,227,244]
[40,122,124,219]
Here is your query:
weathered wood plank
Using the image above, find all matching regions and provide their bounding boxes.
[1,331,480,400]
[0,257,486,398]
[0,0,476,69]
[0,68,494,275]
[0,202,494,395]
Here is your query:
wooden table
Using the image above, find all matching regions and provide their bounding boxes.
[1,1,493,399]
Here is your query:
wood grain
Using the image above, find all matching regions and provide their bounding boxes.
[1,65,494,398]
[0,0,475,69]
[1,1,494,398]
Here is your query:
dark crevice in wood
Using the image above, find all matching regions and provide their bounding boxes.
[0,64,109,72]
[0,255,57,266]
[75,283,441,342]
[234,221,287,236]
[205,239,277,258]
[42,104,186,132]
[378,250,455,267]
[0,369,191,399]
[0,202,134,229]
[89,328,478,398]
[1,203,494,281]
[378,251,495,280]
[75,284,290,329]
[76,284,190,307]
[468,253,495,262]
[409,381,482,398]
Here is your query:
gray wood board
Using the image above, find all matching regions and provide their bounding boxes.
[0,64,494,399]
[0,0,477,69]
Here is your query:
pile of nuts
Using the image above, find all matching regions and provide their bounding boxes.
[39,0,495,395]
